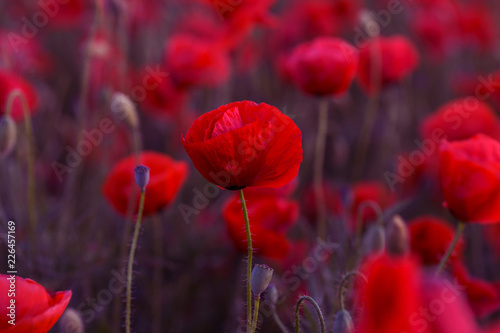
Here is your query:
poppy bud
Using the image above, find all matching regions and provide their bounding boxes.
[359,9,380,38]
[362,224,385,256]
[268,284,279,306]
[110,92,139,129]
[386,215,409,256]
[59,308,84,333]
[333,310,354,333]
[0,116,16,158]
[251,264,274,297]
[134,165,150,192]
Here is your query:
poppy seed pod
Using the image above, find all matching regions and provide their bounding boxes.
[59,308,84,333]
[251,264,274,297]
[268,284,279,306]
[0,115,16,158]
[110,92,139,129]
[333,310,354,333]
[134,165,150,192]
[386,215,409,256]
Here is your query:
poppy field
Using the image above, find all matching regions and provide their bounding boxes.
[2,0,500,332]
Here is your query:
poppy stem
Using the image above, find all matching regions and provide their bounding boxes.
[273,311,289,333]
[125,190,146,333]
[294,296,325,333]
[5,90,37,260]
[435,221,465,276]
[251,296,260,333]
[238,189,253,333]
[338,271,367,311]
[315,98,329,240]
[355,200,383,249]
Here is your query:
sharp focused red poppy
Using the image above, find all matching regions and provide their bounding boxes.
[439,134,500,224]
[223,190,299,259]
[420,98,500,142]
[408,215,464,266]
[102,151,188,216]
[182,101,303,190]
[286,37,358,96]
[0,275,72,333]
[164,34,231,89]
[355,254,421,333]
[357,35,419,93]
[0,70,38,122]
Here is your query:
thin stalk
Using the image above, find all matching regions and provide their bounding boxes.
[125,191,146,333]
[238,189,253,333]
[294,296,325,333]
[273,312,288,333]
[251,296,261,333]
[315,98,329,240]
[435,221,465,276]
[354,200,383,248]
[338,271,367,311]
[5,90,37,256]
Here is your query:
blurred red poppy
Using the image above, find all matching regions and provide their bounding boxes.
[287,37,358,96]
[439,134,500,223]
[355,254,421,333]
[0,70,38,122]
[102,151,188,216]
[223,190,299,259]
[349,181,395,229]
[408,215,464,266]
[420,99,500,142]
[165,34,231,89]
[0,275,72,333]
[458,4,497,52]
[136,69,187,119]
[357,35,419,94]
[182,101,303,190]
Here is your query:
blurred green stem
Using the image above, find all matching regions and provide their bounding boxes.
[5,90,37,257]
[315,98,329,240]
[435,221,465,276]
[125,191,146,333]
[294,296,325,333]
[251,296,260,333]
[238,189,253,333]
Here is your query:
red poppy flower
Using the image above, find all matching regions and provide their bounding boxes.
[164,34,231,89]
[355,254,421,333]
[286,37,358,96]
[182,101,303,190]
[458,4,497,52]
[0,275,72,333]
[439,134,500,223]
[357,35,419,94]
[0,70,38,122]
[102,151,188,216]
[223,190,299,259]
[408,215,464,266]
[302,182,344,222]
[420,99,500,142]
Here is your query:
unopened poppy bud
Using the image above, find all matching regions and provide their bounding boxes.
[110,92,139,129]
[386,215,409,256]
[0,116,16,158]
[134,165,150,192]
[251,264,273,297]
[359,9,380,38]
[333,310,354,333]
[362,224,385,256]
[59,308,84,333]
[268,284,279,306]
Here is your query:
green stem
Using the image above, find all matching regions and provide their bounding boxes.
[239,189,253,333]
[5,90,37,257]
[251,296,260,333]
[338,271,367,311]
[294,296,325,333]
[435,221,465,276]
[315,98,329,240]
[126,191,146,333]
